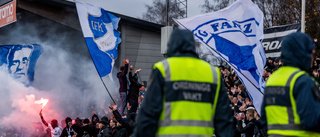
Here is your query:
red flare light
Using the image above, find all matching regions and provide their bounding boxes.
[35,98,49,109]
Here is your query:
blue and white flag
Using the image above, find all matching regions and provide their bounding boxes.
[175,0,266,114]
[0,44,43,86]
[76,2,121,77]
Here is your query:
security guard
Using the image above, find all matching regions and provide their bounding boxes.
[133,29,233,137]
[261,32,320,136]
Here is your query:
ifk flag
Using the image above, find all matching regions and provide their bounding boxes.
[0,44,43,86]
[175,0,266,114]
[76,2,121,77]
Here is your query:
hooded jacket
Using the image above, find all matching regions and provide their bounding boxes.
[117,64,129,93]
[261,32,320,132]
[128,71,142,102]
[61,117,77,137]
[133,29,233,137]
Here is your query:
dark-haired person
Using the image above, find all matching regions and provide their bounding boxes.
[71,117,83,137]
[90,113,99,137]
[39,111,63,137]
[109,104,133,136]
[97,116,111,137]
[128,65,142,113]
[236,109,257,137]
[261,32,320,136]
[109,117,127,137]
[117,58,129,116]
[82,118,95,137]
[60,117,77,137]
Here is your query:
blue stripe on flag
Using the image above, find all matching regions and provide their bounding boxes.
[212,34,260,83]
[85,38,113,77]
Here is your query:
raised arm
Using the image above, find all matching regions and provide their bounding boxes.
[39,111,49,127]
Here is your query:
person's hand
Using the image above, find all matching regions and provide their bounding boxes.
[313,70,318,75]
[123,59,126,64]
[130,65,133,70]
[235,113,239,120]
[135,68,141,74]
[242,102,247,107]
[109,104,117,111]
[126,59,129,64]
[108,105,113,111]
[127,102,131,110]
[239,106,246,112]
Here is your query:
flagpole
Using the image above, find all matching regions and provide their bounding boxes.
[174,19,264,95]
[301,0,305,33]
[99,77,116,104]
[85,48,116,105]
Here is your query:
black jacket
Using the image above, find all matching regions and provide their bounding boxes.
[133,29,233,137]
[98,125,112,137]
[111,126,127,137]
[128,71,142,102]
[60,126,76,137]
[82,125,96,137]
[72,123,83,137]
[117,64,129,93]
[112,110,133,136]
[237,118,257,137]
[261,32,320,133]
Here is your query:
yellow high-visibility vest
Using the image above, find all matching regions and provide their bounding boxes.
[264,66,320,137]
[153,57,221,137]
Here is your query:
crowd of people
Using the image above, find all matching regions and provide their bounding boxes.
[222,57,279,137]
[0,56,287,137]
[0,59,148,137]
[1,31,320,137]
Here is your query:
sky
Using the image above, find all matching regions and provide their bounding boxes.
[71,0,206,19]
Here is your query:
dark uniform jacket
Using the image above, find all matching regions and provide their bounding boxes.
[133,29,233,137]
[260,32,320,133]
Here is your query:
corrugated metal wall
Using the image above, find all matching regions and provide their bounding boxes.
[119,25,164,82]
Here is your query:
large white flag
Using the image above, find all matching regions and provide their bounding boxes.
[175,0,266,114]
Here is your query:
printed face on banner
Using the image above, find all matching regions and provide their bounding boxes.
[88,13,117,57]
[8,46,33,84]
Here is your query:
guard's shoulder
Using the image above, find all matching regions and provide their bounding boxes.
[153,59,168,78]
[296,73,314,83]
[153,59,167,69]
[296,74,320,100]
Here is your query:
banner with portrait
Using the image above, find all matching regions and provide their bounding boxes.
[0,44,43,86]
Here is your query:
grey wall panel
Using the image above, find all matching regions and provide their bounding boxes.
[125,43,140,49]
[126,36,143,42]
[138,43,161,50]
[120,25,164,82]
[135,50,162,57]
[139,37,161,44]
[136,56,164,63]
[126,43,161,50]
[125,49,139,55]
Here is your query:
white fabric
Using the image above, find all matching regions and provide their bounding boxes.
[175,0,266,114]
